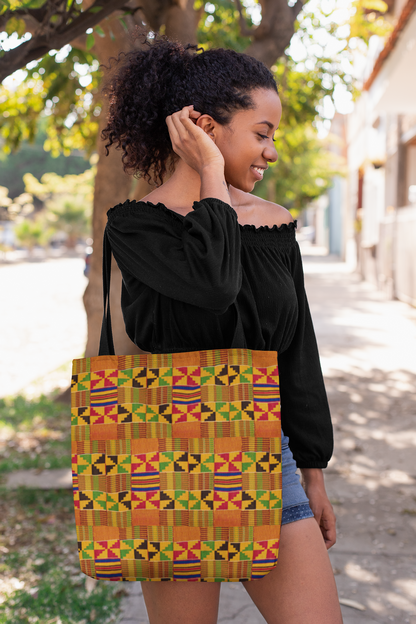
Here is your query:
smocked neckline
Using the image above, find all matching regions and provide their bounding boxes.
[239,221,297,233]
[109,198,297,233]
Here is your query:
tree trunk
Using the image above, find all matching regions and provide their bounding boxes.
[83,0,201,357]
[83,13,140,357]
[165,0,199,44]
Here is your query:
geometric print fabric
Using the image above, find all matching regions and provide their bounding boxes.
[71,348,282,582]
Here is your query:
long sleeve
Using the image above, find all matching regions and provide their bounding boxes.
[106,197,242,315]
[278,243,333,468]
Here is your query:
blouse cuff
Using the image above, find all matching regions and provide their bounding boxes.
[296,460,329,469]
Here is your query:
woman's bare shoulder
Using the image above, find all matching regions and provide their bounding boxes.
[258,196,294,225]
[229,187,294,228]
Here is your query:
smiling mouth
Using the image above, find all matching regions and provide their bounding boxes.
[251,166,267,180]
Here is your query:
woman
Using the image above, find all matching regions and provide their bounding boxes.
[103,37,342,624]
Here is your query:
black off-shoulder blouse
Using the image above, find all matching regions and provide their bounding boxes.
[105,197,333,469]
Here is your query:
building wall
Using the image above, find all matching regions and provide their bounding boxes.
[394,206,416,305]
[328,177,344,256]
[343,2,416,306]
[407,144,416,191]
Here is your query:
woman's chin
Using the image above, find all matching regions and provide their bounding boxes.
[228,179,255,193]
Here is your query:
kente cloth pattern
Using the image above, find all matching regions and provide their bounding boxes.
[71,348,282,582]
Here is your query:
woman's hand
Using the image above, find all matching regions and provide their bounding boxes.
[301,468,337,549]
[165,105,224,175]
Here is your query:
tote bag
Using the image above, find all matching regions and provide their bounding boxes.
[71,230,282,582]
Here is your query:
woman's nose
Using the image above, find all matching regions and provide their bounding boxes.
[264,143,278,163]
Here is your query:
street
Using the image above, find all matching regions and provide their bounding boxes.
[1,248,416,623]
[0,257,87,398]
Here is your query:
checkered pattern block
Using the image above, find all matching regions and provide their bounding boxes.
[71,348,282,582]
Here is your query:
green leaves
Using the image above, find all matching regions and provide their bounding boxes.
[4,16,26,36]
[197,0,252,52]
[0,46,101,155]
[85,24,106,50]
[86,32,95,50]
[0,0,51,11]
[361,0,388,11]
[119,16,128,32]
[348,0,393,42]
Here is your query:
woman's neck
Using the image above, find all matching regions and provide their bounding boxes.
[140,159,253,216]
[147,160,205,215]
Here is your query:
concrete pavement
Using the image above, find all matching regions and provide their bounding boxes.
[0,257,87,398]
[116,246,416,624]
[303,246,416,624]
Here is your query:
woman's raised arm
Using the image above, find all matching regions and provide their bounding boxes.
[166,105,231,205]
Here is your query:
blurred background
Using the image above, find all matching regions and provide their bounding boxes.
[0,1,415,623]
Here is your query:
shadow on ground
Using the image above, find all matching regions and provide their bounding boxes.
[323,368,416,624]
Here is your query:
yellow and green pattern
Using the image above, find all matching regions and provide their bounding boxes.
[71,348,282,582]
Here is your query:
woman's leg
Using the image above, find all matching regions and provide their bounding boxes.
[141,580,221,624]
[242,518,343,624]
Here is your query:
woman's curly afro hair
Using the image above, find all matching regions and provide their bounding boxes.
[101,35,278,185]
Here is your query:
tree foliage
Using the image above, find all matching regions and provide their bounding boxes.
[0,0,128,82]
[0,0,393,213]
[1,168,94,249]
[0,186,34,219]
[348,0,393,41]
[196,0,252,51]
[0,45,101,155]
[24,168,94,245]
[13,215,53,250]
[0,0,392,151]
[0,120,90,199]
[46,194,91,246]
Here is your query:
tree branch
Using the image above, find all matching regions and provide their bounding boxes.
[0,0,129,83]
[0,8,43,29]
[233,0,255,37]
[0,0,74,30]
[138,0,171,32]
[292,0,304,21]
[244,0,304,67]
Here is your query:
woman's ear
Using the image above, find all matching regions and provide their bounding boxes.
[196,114,216,139]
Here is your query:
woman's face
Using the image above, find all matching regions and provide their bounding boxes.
[215,88,281,192]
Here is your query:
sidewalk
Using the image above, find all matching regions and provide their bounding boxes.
[116,247,416,624]
[4,247,416,623]
[304,245,416,624]
[0,257,87,398]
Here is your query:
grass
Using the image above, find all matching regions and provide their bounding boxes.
[0,488,125,624]
[0,394,125,622]
[0,395,71,474]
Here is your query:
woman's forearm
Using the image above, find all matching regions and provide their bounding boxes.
[300,467,325,490]
[199,164,231,204]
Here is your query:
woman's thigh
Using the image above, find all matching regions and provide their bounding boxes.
[242,518,343,624]
[141,579,221,624]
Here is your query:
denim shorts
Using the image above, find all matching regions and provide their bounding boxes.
[281,430,314,525]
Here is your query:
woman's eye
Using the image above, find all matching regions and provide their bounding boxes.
[258,134,268,140]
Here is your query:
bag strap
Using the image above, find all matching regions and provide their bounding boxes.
[99,229,115,356]
[98,229,246,356]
